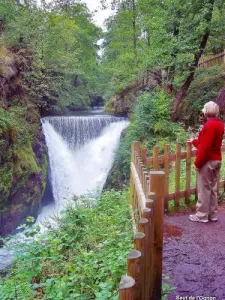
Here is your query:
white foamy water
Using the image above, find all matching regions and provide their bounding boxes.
[35,116,128,227]
[0,115,128,269]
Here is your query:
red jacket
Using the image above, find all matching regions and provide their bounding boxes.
[192,118,224,169]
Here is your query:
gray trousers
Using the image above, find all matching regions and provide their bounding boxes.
[196,160,221,220]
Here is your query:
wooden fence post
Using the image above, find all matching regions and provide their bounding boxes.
[164,144,170,211]
[138,218,149,299]
[150,171,165,300]
[131,142,141,163]
[134,232,145,253]
[146,193,155,299]
[153,146,159,170]
[134,232,145,300]
[127,250,141,299]
[140,164,146,188]
[175,143,181,207]
[119,276,135,300]
[185,141,192,205]
[142,207,154,299]
[143,172,149,197]
[130,141,140,215]
[146,175,150,198]
[141,148,147,165]
[130,169,135,206]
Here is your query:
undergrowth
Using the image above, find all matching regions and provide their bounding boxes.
[0,189,176,299]
[113,89,188,179]
[0,190,133,300]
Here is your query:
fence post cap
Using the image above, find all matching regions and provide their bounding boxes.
[142,207,151,214]
[128,249,141,259]
[139,217,148,224]
[150,171,165,175]
[148,192,156,199]
[119,275,135,289]
[134,232,145,239]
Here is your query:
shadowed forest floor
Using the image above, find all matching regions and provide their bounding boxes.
[164,203,225,300]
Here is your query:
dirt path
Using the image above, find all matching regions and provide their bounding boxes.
[163,204,225,300]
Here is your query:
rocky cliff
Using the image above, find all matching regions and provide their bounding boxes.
[0,46,47,236]
[105,70,162,114]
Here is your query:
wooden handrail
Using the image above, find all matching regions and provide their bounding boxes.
[120,142,165,300]
[198,49,225,68]
[130,162,146,210]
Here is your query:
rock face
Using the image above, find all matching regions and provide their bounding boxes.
[0,118,47,236]
[0,46,47,237]
[106,70,162,114]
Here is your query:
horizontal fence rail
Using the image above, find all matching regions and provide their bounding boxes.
[198,49,225,68]
[138,141,225,210]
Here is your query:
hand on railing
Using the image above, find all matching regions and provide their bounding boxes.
[187,139,193,143]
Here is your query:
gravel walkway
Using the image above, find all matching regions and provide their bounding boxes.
[163,204,225,300]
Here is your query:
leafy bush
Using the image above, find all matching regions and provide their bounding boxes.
[114,89,188,178]
[0,190,133,299]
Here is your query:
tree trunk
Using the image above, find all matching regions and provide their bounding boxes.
[166,18,180,93]
[171,0,215,120]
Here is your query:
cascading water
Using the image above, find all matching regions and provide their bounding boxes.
[35,115,129,226]
[0,114,129,271]
[45,115,123,150]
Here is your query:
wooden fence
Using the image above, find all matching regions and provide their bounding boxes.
[138,141,225,210]
[119,142,165,300]
[119,140,225,299]
[198,49,225,68]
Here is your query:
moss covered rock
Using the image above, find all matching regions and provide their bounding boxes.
[0,102,47,235]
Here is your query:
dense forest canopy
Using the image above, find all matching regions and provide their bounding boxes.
[101,0,225,114]
[1,0,224,113]
[1,0,103,112]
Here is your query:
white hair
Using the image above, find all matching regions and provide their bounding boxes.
[202,101,219,117]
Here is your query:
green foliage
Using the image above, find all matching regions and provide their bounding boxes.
[162,274,177,300]
[0,190,133,299]
[180,65,225,126]
[1,0,103,111]
[114,89,188,177]
[101,0,224,101]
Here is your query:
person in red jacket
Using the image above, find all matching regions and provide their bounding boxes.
[189,101,224,223]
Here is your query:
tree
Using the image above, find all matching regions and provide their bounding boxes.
[1,0,103,111]
[171,0,217,119]
[102,0,224,115]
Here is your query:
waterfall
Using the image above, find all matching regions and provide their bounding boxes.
[44,115,124,150]
[0,114,128,271]
[36,115,129,225]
